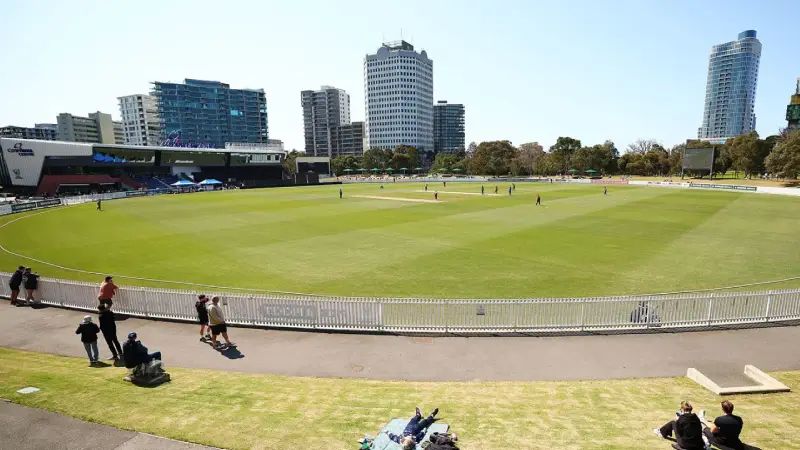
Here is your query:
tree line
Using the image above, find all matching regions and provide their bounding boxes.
[321,129,800,179]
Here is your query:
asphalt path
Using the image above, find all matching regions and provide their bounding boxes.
[1,301,799,381]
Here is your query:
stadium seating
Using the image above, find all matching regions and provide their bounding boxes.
[37,175,125,196]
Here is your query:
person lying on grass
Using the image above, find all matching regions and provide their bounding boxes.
[386,407,439,450]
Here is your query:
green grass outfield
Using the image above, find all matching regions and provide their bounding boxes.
[1,182,799,298]
[0,347,798,449]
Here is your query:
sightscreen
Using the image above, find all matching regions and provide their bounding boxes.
[682,147,715,171]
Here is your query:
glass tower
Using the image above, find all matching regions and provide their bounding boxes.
[698,30,761,141]
[152,79,268,148]
[433,101,465,153]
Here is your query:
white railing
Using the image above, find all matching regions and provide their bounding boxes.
[1,272,798,334]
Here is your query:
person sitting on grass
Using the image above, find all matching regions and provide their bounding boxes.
[653,400,707,450]
[427,431,459,450]
[386,407,439,450]
[700,401,744,450]
[122,332,162,368]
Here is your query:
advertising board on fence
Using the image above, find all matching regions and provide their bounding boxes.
[10,199,61,213]
[689,183,757,192]
[0,204,12,216]
[254,300,381,327]
[590,179,629,185]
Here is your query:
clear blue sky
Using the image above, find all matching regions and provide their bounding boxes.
[1,0,798,151]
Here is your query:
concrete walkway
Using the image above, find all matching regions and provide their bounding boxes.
[1,302,799,381]
[0,401,215,450]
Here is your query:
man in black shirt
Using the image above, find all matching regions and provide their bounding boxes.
[654,401,706,450]
[702,400,744,450]
[98,304,122,360]
[8,266,24,305]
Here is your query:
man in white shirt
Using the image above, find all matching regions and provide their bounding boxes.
[206,296,235,348]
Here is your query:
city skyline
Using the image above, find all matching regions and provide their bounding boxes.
[2,0,799,152]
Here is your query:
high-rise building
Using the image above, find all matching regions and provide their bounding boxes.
[301,86,350,156]
[118,94,161,146]
[364,40,433,152]
[152,79,268,149]
[433,101,465,153]
[113,121,124,144]
[0,124,57,140]
[331,121,365,156]
[698,30,762,141]
[786,78,800,131]
[56,111,118,144]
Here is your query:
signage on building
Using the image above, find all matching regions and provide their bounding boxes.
[6,143,34,156]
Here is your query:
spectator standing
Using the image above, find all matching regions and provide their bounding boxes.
[536,194,541,206]
[195,294,211,341]
[98,276,118,307]
[8,266,24,306]
[98,304,122,361]
[701,401,744,450]
[207,296,234,348]
[97,199,102,211]
[22,268,39,304]
[75,315,101,366]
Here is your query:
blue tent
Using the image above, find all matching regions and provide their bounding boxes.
[170,179,196,187]
[198,178,223,185]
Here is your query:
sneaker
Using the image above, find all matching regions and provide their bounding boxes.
[200,336,207,342]
[652,428,666,439]
[431,408,439,418]
[225,342,236,347]
[106,356,117,361]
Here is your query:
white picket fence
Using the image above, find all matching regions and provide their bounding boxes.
[1,272,799,334]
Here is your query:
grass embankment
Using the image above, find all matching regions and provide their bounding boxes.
[0,347,798,449]
[1,183,800,297]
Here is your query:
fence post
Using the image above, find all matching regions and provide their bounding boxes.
[706,295,713,326]
[141,287,149,318]
[580,298,585,332]
[764,290,773,322]
[315,300,321,330]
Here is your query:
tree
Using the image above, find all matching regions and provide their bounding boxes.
[627,139,659,154]
[430,153,464,173]
[765,130,800,179]
[361,148,392,170]
[390,145,420,171]
[466,141,478,155]
[725,132,760,178]
[599,140,620,174]
[549,137,582,174]
[468,141,518,175]
[283,150,302,175]
[331,155,361,175]
[514,142,545,175]
[668,144,685,175]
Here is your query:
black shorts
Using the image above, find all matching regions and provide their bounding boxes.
[99,298,113,307]
[198,316,209,325]
[210,324,227,335]
[9,285,20,292]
